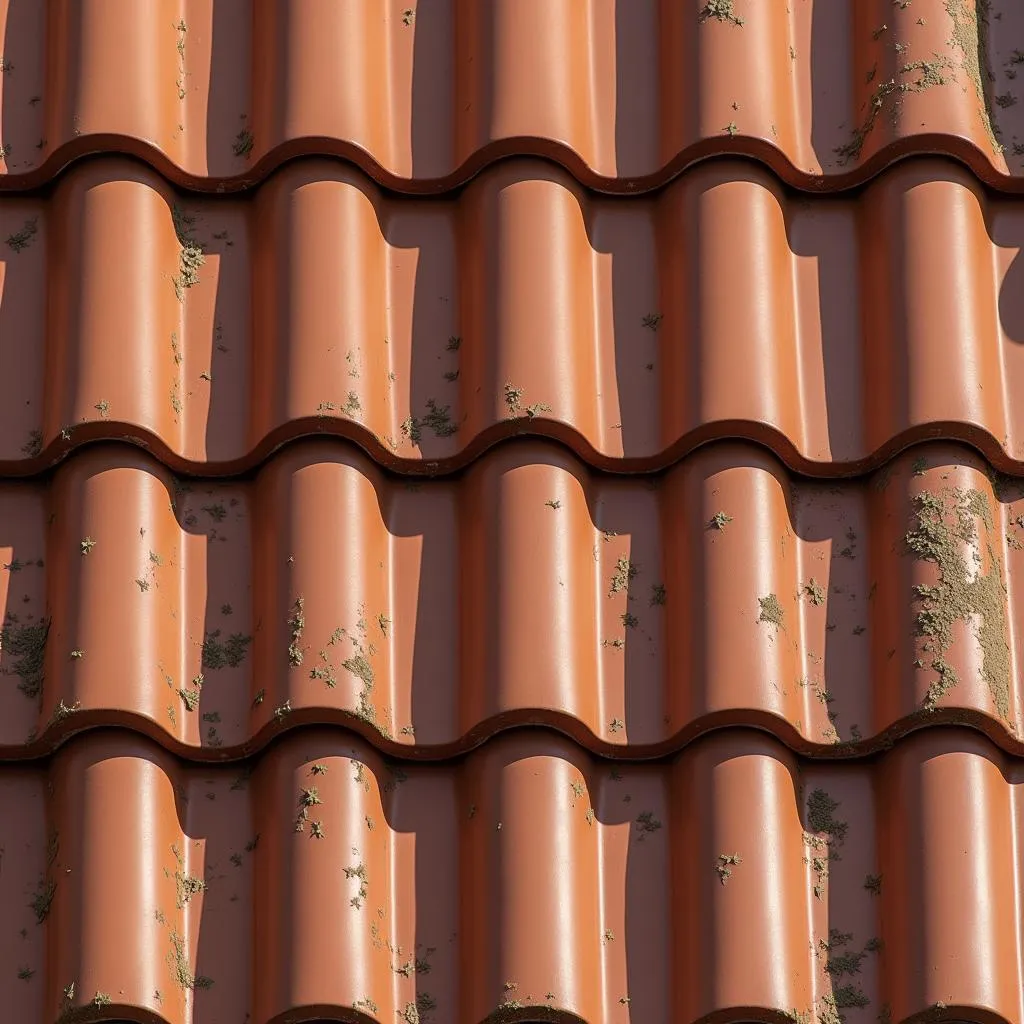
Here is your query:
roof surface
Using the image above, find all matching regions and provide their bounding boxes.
[0,2,1021,1023]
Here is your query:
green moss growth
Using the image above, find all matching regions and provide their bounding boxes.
[609,557,638,595]
[806,789,847,842]
[1,615,49,698]
[699,0,745,25]
[715,853,742,883]
[344,861,369,909]
[167,929,213,990]
[503,382,551,421]
[202,629,252,670]
[287,596,305,666]
[233,128,254,158]
[21,430,43,457]
[758,593,785,627]
[635,810,662,841]
[174,869,206,909]
[905,487,1009,717]
[835,52,955,164]
[6,218,37,253]
[818,929,878,979]
[31,877,55,922]
[171,205,205,301]
[945,0,1002,152]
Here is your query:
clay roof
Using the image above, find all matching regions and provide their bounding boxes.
[0,2,1021,1023]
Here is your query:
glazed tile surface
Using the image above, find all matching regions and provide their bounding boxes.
[0,0,1023,193]
[2,440,1024,760]
[5,157,1024,475]
[0,3,1023,1023]
[0,728,1019,1024]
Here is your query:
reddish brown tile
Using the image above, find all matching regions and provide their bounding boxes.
[3,157,1024,475]
[0,726,1016,1024]
[0,3,1019,1021]
[0,440,1020,759]
[0,1,1022,192]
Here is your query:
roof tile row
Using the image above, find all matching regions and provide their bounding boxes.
[0,440,1019,759]
[0,0,1022,192]
[0,726,1016,1024]
[4,157,1024,475]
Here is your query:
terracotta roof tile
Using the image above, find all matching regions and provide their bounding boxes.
[0,727,1016,1024]
[0,2,1020,1021]
[3,156,1024,475]
[1,0,1024,193]
[0,440,1018,760]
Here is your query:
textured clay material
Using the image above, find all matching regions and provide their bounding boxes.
[0,727,1019,1024]
[5,157,1024,475]
[1,439,1022,760]
[0,0,1022,193]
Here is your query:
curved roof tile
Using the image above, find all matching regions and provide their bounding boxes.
[0,0,1022,194]
[0,440,1020,759]
[3,157,1024,476]
[0,726,1016,1024]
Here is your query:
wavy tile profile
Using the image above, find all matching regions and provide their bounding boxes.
[6,156,1024,475]
[0,726,1020,1024]
[2,439,1022,758]
[0,0,1023,193]
[6,2,1024,1024]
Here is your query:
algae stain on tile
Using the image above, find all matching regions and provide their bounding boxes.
[758,593,785,628]
[905,485,1010,718]
[945,0,1004,152]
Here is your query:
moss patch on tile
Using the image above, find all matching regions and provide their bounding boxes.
[635,810,662,841]
[945,0,1002,153]
[312,608,392,737]
[699,0,745,26]
[758,593,785,628]
[835,48,956,164]
[167,929,213,991]
[6,218,37,254]
[708,511,733,530]
[715,852,742,884]
[30,877,55,922]
[905,486,1009,717]
[287,596,305,666]
[201,629,252,670]
[802,788,847,900]
[171,205,205,301]
[609,557,638,595]
[503,382,551,421]
[344,859,369,909]
[817,928,881,985]
[233,127,254,159]
[1,615,49,698]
